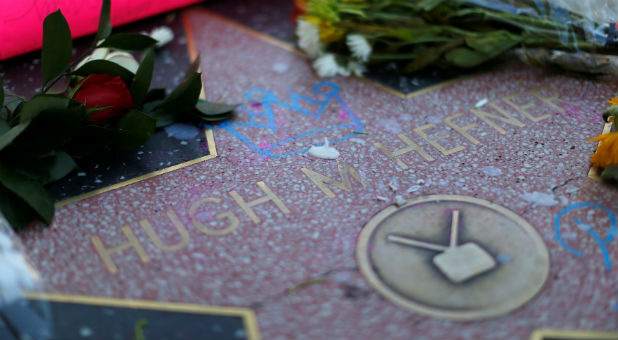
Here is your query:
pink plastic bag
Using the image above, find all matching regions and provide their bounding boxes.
[0,0,202,60]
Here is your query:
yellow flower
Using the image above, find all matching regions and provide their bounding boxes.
[304,16,346,43]
[609,97,618,105]
[589,132,618,168]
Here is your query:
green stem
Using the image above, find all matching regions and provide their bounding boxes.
[41,44,96,94]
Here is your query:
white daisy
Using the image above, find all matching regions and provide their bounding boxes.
[346,34,372,62]
[347,60,366,76]
[296,19,323,58]
[313,54,350,77]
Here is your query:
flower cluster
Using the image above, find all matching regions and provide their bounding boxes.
[295,0,370,77]
[0,0,236,230]
[295,0,616,78]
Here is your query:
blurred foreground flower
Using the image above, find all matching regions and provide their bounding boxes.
[75,47,139,73]
[589,131,618,169]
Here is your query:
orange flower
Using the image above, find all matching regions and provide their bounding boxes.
[588,132,618,168]
[609,97,618,105]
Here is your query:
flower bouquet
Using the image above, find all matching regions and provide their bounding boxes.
[0,0,236,230]
[295,0,618,77]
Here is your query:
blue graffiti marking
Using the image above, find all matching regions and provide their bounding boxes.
[554,203,617,270]
[206,82,364,158]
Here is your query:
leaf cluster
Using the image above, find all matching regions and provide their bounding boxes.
[306,0,614,73]
[0,0,236,229]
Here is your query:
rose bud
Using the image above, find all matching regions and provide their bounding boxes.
[73,74,133,125]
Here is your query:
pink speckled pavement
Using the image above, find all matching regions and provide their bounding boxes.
[18,8,618,340]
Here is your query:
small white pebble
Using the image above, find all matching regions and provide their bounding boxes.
[406,185,422,193]
[77,172,86,177]
[394,195,406,207]
[416,179,425,185]
[272,62,289,74]
[79,326,92,337]
[474,98,488,108]
[376,196,389,202]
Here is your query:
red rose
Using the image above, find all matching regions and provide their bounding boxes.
[73,74,133,125]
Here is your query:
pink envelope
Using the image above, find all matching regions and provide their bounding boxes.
[0,0,202,60]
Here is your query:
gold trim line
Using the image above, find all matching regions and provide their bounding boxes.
[23,291,260,340]
[530,328,618,340]
[55,129,217,208]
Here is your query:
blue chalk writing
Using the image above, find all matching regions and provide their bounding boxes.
[554,203,616,270]
[206,82,364,158]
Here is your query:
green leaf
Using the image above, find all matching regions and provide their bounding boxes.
[98,33,158,51]
[191,111,232,122]
[465,30,521,55]
[603,106,618,123]
[108,110,156,150]
[72,60,135,86]
[601,166,618,183]
[130,48,155,107]
[144,88,166,103]
[0,162,54,224]
[0,121,30,152]
[0,119,8,136]
[416,0,448,11]
[0,184,39,230]
[14,100,85,152]
[65,125,110,156]
[19,95,70,123]
[182,55,201,84]
[195,99,238,116]
[0,79,4,109]
[144,108,176,128]
[444,47,489,68]
[156,72,202,114]
[404,38,463,73]
[46,150,76,183]
[2,153,49,182]
[41,10,72,88]
[46,76,71,95]
[95,0,112,43]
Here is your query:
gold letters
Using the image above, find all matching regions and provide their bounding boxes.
[229,181,291,224]
[444,113,480,145]
[91,226,150,274]
[301,162,366,198]
[527,86,575,113]
[139,210,190,252]
[189,197,240,236]
[502,93,551,122]
[470,102,525,135]
[374,134,434,170]
[90,85,571,275]
[414,124,466,156]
